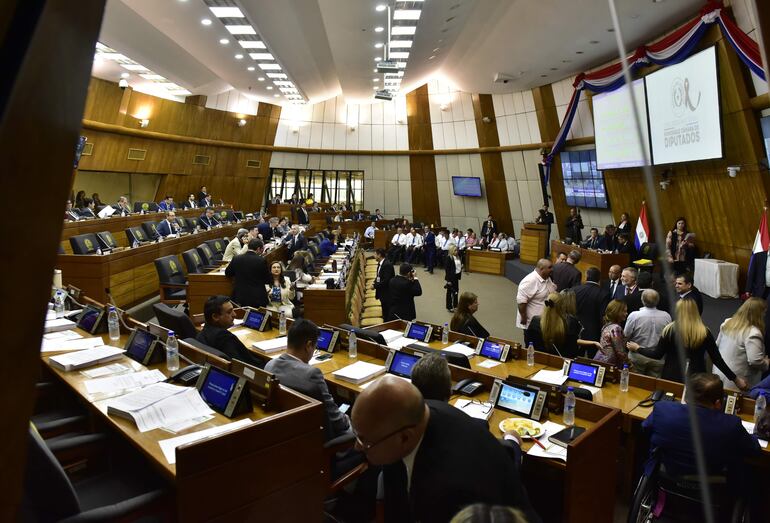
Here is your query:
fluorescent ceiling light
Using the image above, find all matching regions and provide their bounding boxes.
[397,62,406,68]
[158,83,181,89]
[226,25,256,35]
[201,18,212,26]
[266,86,273,90]
[249,53,274,60]
[98,52,128,61]
[375,26,384,32]
[375,4,387,11]
[375,43,383,49]
[258,63,281,70]
[238,40,266,49]
[390,51,409,59]
[247,66,255,71]
[219,38,230,44]
[209,7,244,17]
[120,72,130,78]
[391,26,416,35]
[390,40,412,48]
[235,54,244,59]
[394,10,421,20]
[266,73,287,78]
[120,64,148,71]
[258,76,265,81]
[274,81,293,86]
[140,73,165,80]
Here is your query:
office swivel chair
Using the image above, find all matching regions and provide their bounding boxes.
[186,217,199,231]
[125,226,148,246]
[69,234,100,255]
[181,249,215,274]
[204,239,226,262]
[132,201,159,213]
[21,426,168,522]
[153,255,187,305]
[196,243,220,267]
[175,217,190,233]
[96,231,118,251]
[152,303,198,340]
[141,221,160,241]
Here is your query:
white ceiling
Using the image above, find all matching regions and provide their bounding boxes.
[94,0,704,106]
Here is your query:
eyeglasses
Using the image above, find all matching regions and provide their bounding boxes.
[468,399,493,414]
[354,424,416,452]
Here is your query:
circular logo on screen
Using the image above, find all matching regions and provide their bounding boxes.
[671,77,686,118]
[215,242,222,250]
[135,230,144,240]
[220,211,227,218]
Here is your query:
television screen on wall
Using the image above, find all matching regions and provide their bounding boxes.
[560,149,609,209]
[452,176,482,197]
[593,79,651,169]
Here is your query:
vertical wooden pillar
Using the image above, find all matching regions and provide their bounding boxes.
[406,85,441,225]
[185,94,207,107]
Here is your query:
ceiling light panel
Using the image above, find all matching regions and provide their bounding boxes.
[94,43,191,99]
[259,63,282,70]
[249,53,274,60]
[391,26,416,35]
[390,40,412,48]
[266,73,287,79]
[225,25,256,34]
[393,10,421,20]
[390,51,409,59]
[209,7,244,17]
[238,40,266,49]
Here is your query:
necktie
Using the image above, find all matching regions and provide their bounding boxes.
[611,281,616,296]
[625,287,630,296]
[385,461,410,520]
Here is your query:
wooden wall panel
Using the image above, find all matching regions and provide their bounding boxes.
[407,84,441,225]
[472,94,514,234]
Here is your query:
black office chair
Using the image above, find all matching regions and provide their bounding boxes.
[204,239,226,262]
[186,217,199,231]
[182,249,210,274]
[308,243,321,259]
[218,210,236,223]
[69,234,100,255]
[182,337,229,360]
[141,221,160,241]
[175,217,189,233]
[125,226,148,246]
[152,303,198,340]
[96,231,118,251]
[20,426,168,522]
[196,243,219,267]
[133,201,159,213]
[153,255,187,305]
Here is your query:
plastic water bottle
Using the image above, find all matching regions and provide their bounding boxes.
[54,290,66,316]
[132,240,139,249]
[442,322,449,344]
[107,306,121,342]
[526,342,535,367]
[752,393,765,423]
[279,311,287,335]
[166,331,179,372]
[564,387,576,427]
[348,331,358,359]
[620,364,630,392]
[96,248,102,255]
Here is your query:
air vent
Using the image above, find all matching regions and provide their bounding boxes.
[193,154,211,165]
[246,159,262,169]
[81,142,94,156]
[127,148,146,161]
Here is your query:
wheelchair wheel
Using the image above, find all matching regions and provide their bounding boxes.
[628,472,659,523]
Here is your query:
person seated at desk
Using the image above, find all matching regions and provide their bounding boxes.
[284,225,308,256]
[581,227,601,250]
[196,295,264,368]
[332,211,343,223]
[288,252,314,300]
[225,239,269,308]
[550,249,581,291]
[351,376,540,523]
[388,227,407,263]
[74,190,86,209]
[198,207,220,230]
[155,211,181,237]
[91,192,104,208]
[410,353,451,402]
[450,292,490,339]
[629,299,747,388]
[78,198,96,218]
[158,195,175,212]
[223,228,249,262]
[405,227,421,264]
[598,224,616,252]
[64,200,80,221]
[265,319,351,440]
[374,208,385,220]
[114,196,132,216]
[525,291,598,359]
[275,217,289,238]
[614,233,635,259]
[182,193,198,209]
[481,214,497,243]
[388,263,422,321]
[257,217,274,242]
[641,373,760,493]
[364,221,377,240]
[319,229,337,257]
[266,261,295,318]
[197,185,211,207]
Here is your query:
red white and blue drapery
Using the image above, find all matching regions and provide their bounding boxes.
[543,1,766,182]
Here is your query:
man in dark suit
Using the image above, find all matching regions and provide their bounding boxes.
[601,264,624,301]
[199,207,220,230]
[574,267,609,344]
[78,197,97,218]
[581,227,601,250]
[265,319,351,441]
[423,226,436,273]
[196,295,264,368]
[674,272,703,315]
[296,205,310,225]
[155,211,181,237]
[565,207,583,243]
[387,263,422,321]
[598,224,617,252]
[619,266,640,299]
[283,225,308,256]
[550,249,582,291]
[351,376,540,523]
[372,249,395,321]
[641,373,759,488]
[197,186,210,207]
[615,233,636,260]
[64,200,80,221]
[624,270,653,314]
[257,217,273,242]
[225,239,269,308]
[182,193,198,209]
[480,215,497,243]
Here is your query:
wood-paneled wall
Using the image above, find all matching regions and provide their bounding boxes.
[472,94,514,234]
[406,84,441,225]
[77,78,281,210]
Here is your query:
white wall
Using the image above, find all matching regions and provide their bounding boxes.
[552,76,594,140]
[205,90,259,115]
[491,89,542,146]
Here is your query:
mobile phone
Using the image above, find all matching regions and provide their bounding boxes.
[314,353,333,361]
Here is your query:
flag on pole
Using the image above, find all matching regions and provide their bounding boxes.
[751,210,770,254]
[634,202,650,252]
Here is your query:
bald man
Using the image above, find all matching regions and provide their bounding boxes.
[601,264,623,301]
[516,258,556,329]
[352,376,539,523]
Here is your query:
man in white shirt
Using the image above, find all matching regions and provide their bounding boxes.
[364,221,377,240]
[489,233,504,250]
[404,227,419,264]
[411,230,424,265]
[516,259,556,328]
[388,227,407,262]
[624,289,671,377]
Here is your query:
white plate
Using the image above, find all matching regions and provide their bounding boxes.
[498,418,545,439]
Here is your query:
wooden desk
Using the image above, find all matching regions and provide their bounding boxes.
[466,249,514,275]
[60,206,233,253]
[550,240,629,282]
[520,223,548,264]
[374,229,396,250]
[56,220,257,308]
[267,203,294,221]
[40,328,326,522]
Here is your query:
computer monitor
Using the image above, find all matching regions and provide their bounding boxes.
[316,327,339,353]
[404,322,432,343]
[124,328,161,365]
[385,350,421,379]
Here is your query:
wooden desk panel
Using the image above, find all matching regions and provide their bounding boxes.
[550,240,629,282]
[374,229,396,250]
[466,249,514,275]
[520,223,548,264]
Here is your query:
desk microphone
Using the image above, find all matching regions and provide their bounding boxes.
[466,324,479,338]
[551,343,564,358]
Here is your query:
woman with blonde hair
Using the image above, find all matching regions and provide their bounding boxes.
[714,297,769,388]
[628,299,747,388]
[525,292,599,359]
[593,299,632,368]
[450,292,490,338]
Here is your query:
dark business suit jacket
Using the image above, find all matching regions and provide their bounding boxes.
[573,281,609,342]
[155,219,177,237]
[196,324,264,368]
[198,214,219,230]
[746,250,768,297]
[678,287,704,315]
[615,242,636,260]
[373,260,395,301]
[455,315,490,338]
[225,251,269,308]
[480,220,497,240]
[581,236,601,250]
[257,221,272,242]
[387,275,422,321]
[601,279,624,301]
[444,256,462,284]
[382,400,540,523]
[297,207,309,225]
[197,192,208,206]
[285,233,308,255]
[597,234,616,252]
[265,354,350,441]
[550,261,581,291]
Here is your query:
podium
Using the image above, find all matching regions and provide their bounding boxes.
[520,223,548,264]
[551,240,629,282]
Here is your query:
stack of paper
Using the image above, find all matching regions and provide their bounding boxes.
[81,362,135,379]
[332,361,386,384]
[49,346,125,371]
[44,318,77,333]
[741,421,769,448]
[84,369,166,396]
[453,399,493,420]
[526,421,568,461]
[41,336,104,353]
[442,343,476,358]
[380,329,405,344]
[387,338,426,350]
[107,383,214,433]
[252,336,288,354]
[530,369,568,386]
[43,330,82,342]
[158,419,254,464]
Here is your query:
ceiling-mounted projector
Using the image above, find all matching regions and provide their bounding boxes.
[374,89,393,101]
[377,60,399,74]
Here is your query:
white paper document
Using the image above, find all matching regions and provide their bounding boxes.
[44,318,77,333]
[85,369,166,395]
[49,345,125,371]
[442,343,476,358]
[81,362,135,379]
[158,418,254,464]
[43,330,83,341]
[41,336,104,353]
[332,361,387,384]
[530,369,568,386]
[453,399,494,420]
[252,336,288,353]
[380,329,405,343]
[108,384,214,433]
[387,337,426,350]
[477,359,502,369]
[741,421,769,448]
[526,421,568,461]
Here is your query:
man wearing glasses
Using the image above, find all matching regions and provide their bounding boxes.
[352,376,540,523]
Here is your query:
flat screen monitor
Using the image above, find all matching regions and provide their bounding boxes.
[593,79,651,169]
[646,46,722,165]
[560,150,609,209]
[451,177,482,197]
[496,382,538,417]
[479,339,505,360]
[567,361,599,385]
[243,309,269,331]
[316,327,339,352]
[388,351,421,379]
[125,329,157,363]
[77,305,104,334]
[198,366,239,412]
[405,322,431,342]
